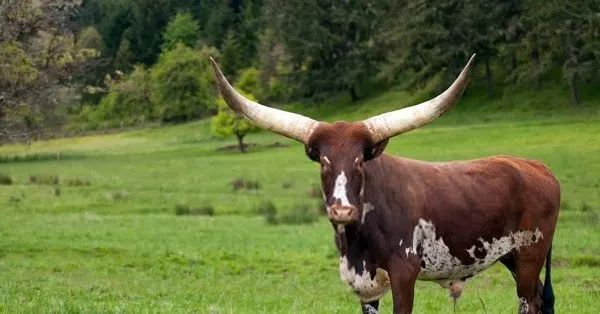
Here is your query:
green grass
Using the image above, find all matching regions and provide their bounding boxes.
[1,86,600,312]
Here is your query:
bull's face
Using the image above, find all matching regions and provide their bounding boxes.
[305,122,388,225]
[209,54,475,226]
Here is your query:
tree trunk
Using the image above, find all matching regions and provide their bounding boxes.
[350,86,359,102]
[568,71,579,106]
[484,58,494,99]
[236,133,246,153]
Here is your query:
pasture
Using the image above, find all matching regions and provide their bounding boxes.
[1,108,600,312]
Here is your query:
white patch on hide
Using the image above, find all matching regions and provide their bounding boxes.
[364,304,378,314]
[519,297,529,314]
[333,171,350,206]
[411,219,543,282]
[339,256,390,302]
[323,156,331,164]
[337,224,345,234]
[361,203,374,224]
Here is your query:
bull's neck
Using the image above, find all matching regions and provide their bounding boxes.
[335,223,365,258]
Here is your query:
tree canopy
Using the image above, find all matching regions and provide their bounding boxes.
[1,0,599,144]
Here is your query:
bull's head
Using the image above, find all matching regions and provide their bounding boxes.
[210,55,476,226]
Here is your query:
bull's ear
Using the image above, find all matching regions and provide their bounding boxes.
[364,140,389,161]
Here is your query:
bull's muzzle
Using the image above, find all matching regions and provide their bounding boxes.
[328,204,359,224]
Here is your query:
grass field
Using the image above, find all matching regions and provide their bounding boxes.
[1,93,600,313]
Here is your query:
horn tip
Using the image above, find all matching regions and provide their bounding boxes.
[467,53,476,67]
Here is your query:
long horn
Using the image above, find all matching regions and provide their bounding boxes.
[363,54,477,143]
[210,57,318,144]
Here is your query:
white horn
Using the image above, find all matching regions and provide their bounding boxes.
[363,54,477,143]
[210,57,318,144]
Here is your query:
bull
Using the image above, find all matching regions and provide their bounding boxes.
[210,54,559,314]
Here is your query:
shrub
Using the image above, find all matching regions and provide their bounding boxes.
[192,205,215,216]
[29,175,59,185]
[231,178,261,191]
[54,187,61,196]
[580,202,593,212]
[175,203,191,216]
[279,202,319,225]
[254,200,278,225]
[175,202,215,216]
[65,178,91,187]
[0,173,12,185]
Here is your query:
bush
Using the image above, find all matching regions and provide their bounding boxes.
[175,203,191,216]
[279,202,319,225]
[175,202,215,216]
[0,173,13,185]
[151,44,218,122]
[30,175,59,185]
[254,200,278,224]
[256,200,319,225]
[65,178,91,187]
[230,178,261,191]
[192,205,215,216]
[580,202,593,212]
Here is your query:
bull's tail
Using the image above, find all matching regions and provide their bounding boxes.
[541,245,555,314]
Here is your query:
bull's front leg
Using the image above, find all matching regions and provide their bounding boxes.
[388,257,420,314]
[361,300,379,314]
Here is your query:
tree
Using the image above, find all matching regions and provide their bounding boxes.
[0,0,99,143]
[265,0,391,101]
[162,12,201,51]
[128,0,172,66]
[89,65,155,127]
[211,91,260,153]
[114,36,134,71]
[220,30,243,77]
[151,43,217,122]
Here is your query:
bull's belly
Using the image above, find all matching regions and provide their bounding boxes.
[339,256,390,302]
[412,219,544,283]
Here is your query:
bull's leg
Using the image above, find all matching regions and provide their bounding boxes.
[361,300,379,314]
[388,258,419,314]
[511,249,549,314]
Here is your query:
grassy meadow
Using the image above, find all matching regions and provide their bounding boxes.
[1,90,600,313]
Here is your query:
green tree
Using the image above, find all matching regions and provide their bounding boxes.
[114,36,134,71]
[128,0,172,66]
[211,91,260,153]
[220,30,242,77]
[91,65,155,127]
[203,0,234,48]
[151,43,217,122]
[0,0,98,143]
[77,26,104,51]
[265,0,391,101]
[162,12,201,51]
